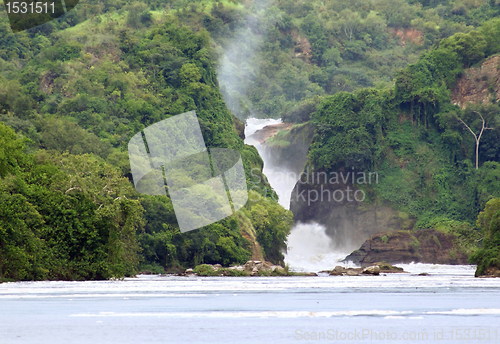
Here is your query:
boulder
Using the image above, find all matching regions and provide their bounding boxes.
[362,265,380,275]
[329,266,346,276]
[254,261,273,272]
[272,265,285,272]
[477,267,500,278]
[377,262,406,273]
[346,269,360,276]
[244,260,256,271]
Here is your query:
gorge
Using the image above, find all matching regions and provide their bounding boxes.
[245,118,351,272]
[245,116,478,271]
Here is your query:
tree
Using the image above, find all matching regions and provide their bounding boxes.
[126,2,150,29]
[441,31,487,66]
[454,111,494,169]
[309,92,377,170]
[37,152,145,277]
[470,198,500,276]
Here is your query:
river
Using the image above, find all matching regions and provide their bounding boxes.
[1,119,499,344]
[1,266,500,343]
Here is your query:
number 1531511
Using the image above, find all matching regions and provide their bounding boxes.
[6,2,55,14]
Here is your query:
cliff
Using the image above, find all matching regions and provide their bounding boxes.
[451,54,500,108]
[289,167,406,252]
[343,229,469,267]
[264,123,315,175]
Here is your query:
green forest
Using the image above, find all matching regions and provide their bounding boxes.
[1,0,500,280]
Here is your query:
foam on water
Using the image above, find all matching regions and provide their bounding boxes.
[244,118,282,140]
[70,310,417,318]
[282,222,352,272]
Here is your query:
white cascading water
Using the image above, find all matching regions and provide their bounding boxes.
[244,118,351,272]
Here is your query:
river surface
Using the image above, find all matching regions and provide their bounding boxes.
[1,265,500,344]
[1,119,499,343]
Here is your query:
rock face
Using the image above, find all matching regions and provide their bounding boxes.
[290,166,409,251]
[259,123,407,252]
[451,54,500,108]
[251,123,295,144]
[264,123,315,175]
[344,229,469,267]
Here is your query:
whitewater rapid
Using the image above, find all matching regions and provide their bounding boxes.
[244,118,351,272]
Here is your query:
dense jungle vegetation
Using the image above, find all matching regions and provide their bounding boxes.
[0,0,296,281]
[280,11,500,273]
[1,0,500,280]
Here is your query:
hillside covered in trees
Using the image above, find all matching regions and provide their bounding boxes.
[274,13,500,276]
[1,0,500,280]
[0,1,296,281]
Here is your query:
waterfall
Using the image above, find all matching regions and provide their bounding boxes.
[244,118,349,272]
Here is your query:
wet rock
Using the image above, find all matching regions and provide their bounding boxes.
[244,260,256,271]
[329,266,346,276]
[346,269,361,276]
[362,265,381,275]
[274,266,285,273]
[377,262,406,273]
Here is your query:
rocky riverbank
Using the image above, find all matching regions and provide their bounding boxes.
[179,261,300,277]
[343,229,469,267]
[173,261,409,277]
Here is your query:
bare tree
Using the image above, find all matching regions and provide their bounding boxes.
[455,111,494,170]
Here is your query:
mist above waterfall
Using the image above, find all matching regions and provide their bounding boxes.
[217,0,274,120]
[224,2,350,272]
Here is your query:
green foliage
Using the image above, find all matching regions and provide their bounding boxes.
[281,96,321,124]
[470,198,500,275]
[309,91,378,170]
[243,191,293,265]
[0,146,144,281]
[2,0,500,281]
[305,15,500,236]
[208,0,494,119]
[440,31,487,66]
[0,123,27,178]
